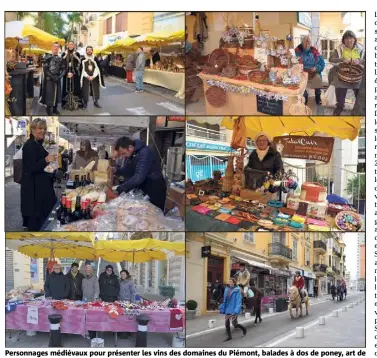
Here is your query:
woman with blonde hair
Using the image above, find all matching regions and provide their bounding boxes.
[21,118,57,231]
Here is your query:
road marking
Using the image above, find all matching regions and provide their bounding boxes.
[125,107,152,115]
[97,112,111,115]
[260,296,364,348]
[156,102,185,115]
[186,294,361,340]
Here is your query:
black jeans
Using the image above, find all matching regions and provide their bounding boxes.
[335,88,359,108]
[225,315,245,337]
[254,307,262,322]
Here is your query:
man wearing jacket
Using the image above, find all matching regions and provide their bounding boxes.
[99,265,120,303]
[235,263,251,296]
[66,262,84,301]
[44,264,70,300]
[135,47,146,93]
[112,137,167,212]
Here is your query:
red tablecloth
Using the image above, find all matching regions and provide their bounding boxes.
[6,305,185,335]
[6,305,86,335]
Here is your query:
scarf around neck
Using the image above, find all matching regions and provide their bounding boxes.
[256,147,269,162]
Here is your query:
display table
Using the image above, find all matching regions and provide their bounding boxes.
[86,308,184,333]
[143,69,185,99]
[108,66,126,79]
[198,72,308,115]
[6,305,184,337]
[6,305,86,335]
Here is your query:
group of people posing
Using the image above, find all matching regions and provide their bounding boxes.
[39,41,105,114]
[44,263,136,339]
[295,30,365,115]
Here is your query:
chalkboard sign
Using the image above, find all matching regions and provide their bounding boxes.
[256,95,283,115]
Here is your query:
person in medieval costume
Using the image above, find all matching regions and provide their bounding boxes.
[39,42,65,115]
[80,46,105,109]
[61,41,82,110]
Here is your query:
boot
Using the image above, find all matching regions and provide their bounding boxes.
[46,106,53,115]
[315,93,322,105]
[94,101,102,108]
[82,101,87,110]
[304,95,308,106]
[235,324,247,336]
[259,318,262,323]
[224,323,232,342]
[53,106,60,115]
[333,105,343,116]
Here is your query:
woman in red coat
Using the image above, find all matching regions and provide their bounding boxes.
[293,271,305,302]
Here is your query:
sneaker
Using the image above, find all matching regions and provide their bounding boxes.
[138,90,144,93]
[242,327,247,336]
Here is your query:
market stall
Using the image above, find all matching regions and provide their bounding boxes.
[185,116,364,232]
[5,234,185,346]
[5,21,65,116]
[195,26,312,115]
[40,117,184,232]
[103,30,185,98]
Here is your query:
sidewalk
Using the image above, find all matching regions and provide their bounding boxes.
[262,297,365,348]
[186,294,334,337]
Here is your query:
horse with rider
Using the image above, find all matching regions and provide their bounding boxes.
[288,270,310,319]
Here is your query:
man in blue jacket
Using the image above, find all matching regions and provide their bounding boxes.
[113,137,167,211]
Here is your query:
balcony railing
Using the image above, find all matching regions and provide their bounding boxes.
[313,240,327,251]
[313,263,327,273]
[268,243,292,260]
[186,123,227,142]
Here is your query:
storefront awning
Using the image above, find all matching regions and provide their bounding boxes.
[230,250,273,272]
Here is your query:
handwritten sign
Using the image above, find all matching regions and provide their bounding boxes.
[256,96,283,115]
[27,306,38,325]
[273,135,335,163]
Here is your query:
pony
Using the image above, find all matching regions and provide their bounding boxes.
[288,286,309,319]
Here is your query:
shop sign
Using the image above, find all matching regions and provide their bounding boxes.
[187,141,234,152]
[201,246,211,258]
[273,269,292,278]
[303,271,315,279]
[250,267,270,274]
[273,135,334,163]
[256,96,283,115]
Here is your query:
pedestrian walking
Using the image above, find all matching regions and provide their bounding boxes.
[125,53,135,83]
[219,278,247,342]
[135,47,146,93]
[250,282,262,325]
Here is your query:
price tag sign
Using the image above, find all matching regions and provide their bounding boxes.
[27,306,38,325]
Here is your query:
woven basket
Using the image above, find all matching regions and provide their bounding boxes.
[222,65,238,78]
[205,86,227,108]
[238,64,260,75]
[338,62,363,84]
[203,64,222,75]
[335,211,363,232]
[249,71,269,83]
[209,49,230,68]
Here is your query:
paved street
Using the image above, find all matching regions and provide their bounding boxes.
[6,331,176,348]
[29,76,185,116]
[186,292,365,348]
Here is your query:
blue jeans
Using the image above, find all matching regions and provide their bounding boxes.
[135,71,144,91]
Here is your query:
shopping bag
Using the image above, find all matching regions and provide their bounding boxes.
[230,117,247,149]
[323,84,336,107]
[13,148,23,184]
[247,289,255,298]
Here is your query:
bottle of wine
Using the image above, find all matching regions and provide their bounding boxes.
[57,194,67,224]
[82,199,91,220]
[74,196,82,221]
[74,175,80,189]
[86,173,91,185]
[80,175,85,187]
[65,198,73,223]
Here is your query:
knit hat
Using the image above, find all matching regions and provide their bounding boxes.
[105,265,114,271]
[254,132,272,144]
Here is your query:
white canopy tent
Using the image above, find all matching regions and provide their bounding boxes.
[57,116,150,150]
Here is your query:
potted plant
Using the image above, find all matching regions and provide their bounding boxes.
[158,285,175,299]
[185,300,198,320]
[346,175,366,215]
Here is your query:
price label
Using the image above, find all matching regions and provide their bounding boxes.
[27,306,38,325]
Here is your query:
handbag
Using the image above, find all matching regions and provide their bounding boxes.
[13,148,23,184]
[247,289,254,298]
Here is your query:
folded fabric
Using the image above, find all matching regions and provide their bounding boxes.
[191,205,203,212]
[207,205,220,210]
[186,194,198,200]
[219,208,232,214]
[226,216,241,225]
[222,204,236,210]
[215,213,232,221]
[192,206,211,215]
[190,199,201,206]
[206,210,220,218]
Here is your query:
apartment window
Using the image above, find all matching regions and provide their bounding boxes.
[292,239,298,261]
[329,256,332,267]
[115,13,124,33]
[244,233,255,244]
[106,17,112,35]
[305,247,310,266]
[272,233,286,245]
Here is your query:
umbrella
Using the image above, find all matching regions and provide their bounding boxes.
[22,47,50,56]
[94,239,185,263]
[5,21,65,49]
[103,38,136,53]
[5,232,96,260]
[221,116,364,141]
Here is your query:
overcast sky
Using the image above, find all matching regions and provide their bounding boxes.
[343,233,362,280]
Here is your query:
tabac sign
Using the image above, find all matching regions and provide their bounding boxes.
[273,135,335,163]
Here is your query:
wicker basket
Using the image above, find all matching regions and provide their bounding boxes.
[205,86,227,108]
[222,65,238,78]
[338,62,363,84]
[335,211,363,232]
[203,64,222,75]
[208,49,230,68]
[238,64,260,75]
[249,71,269,83]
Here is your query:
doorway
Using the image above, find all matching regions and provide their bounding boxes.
[206,255,224,310]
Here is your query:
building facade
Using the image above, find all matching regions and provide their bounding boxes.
[186,232,337,316]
